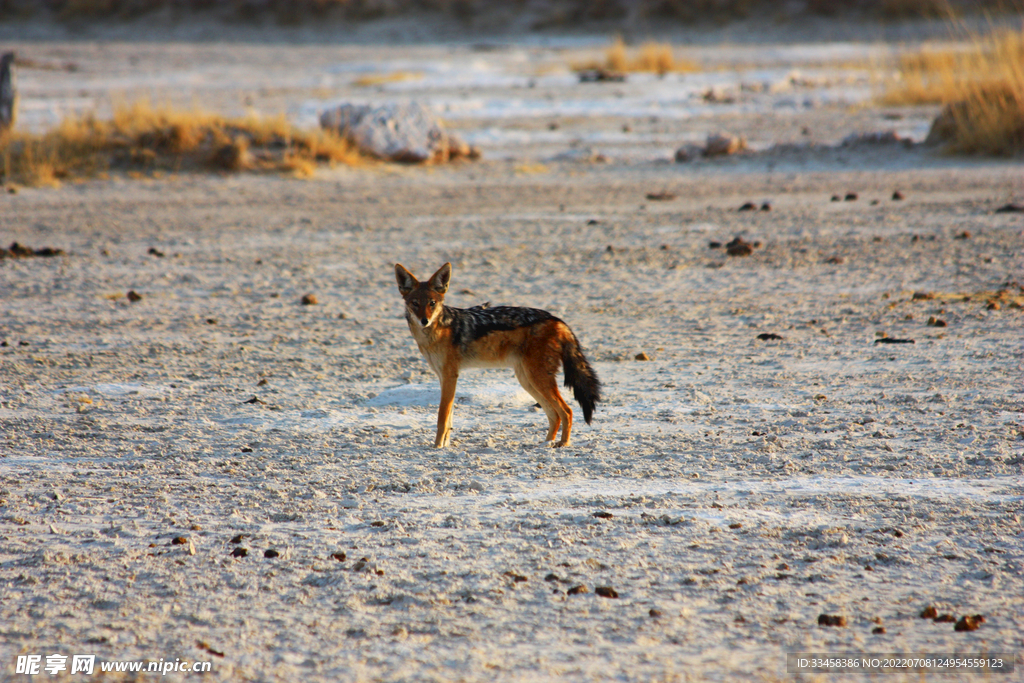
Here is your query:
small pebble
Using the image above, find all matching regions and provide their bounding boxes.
[892,190,904,200]
[844,192,858,201]
[264,549,279,558]
[954,614,985,632]
[635,352,651,361]
[595,586,619,599]
[230,547,248,558]
[301,293,318,305]
[818,614,847,627]
[567,585,588,595]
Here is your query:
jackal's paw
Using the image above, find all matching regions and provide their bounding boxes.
[553,440,572,448]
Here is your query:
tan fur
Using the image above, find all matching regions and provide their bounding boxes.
[395,262,580,448]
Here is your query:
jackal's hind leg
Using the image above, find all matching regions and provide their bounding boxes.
[515,366,560,444]
[520,363,573,447]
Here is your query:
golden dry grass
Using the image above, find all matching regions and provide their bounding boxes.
[353,71,423,87]
[880,27,1024,155]
[575,38,701,76]
[0,101,362,187]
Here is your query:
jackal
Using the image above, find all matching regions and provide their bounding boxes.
[394,262,601,448]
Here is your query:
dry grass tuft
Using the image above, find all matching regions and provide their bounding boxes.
[576,37,700,76]
[0,101,362,187]
[353,71,423,87]
[881,27,1024,155]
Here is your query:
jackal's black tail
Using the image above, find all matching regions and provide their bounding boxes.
[562,333,601,424]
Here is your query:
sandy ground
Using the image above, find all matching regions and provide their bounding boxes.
[1,19,1024,683]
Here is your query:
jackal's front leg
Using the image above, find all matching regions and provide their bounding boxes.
[435,369,458,448]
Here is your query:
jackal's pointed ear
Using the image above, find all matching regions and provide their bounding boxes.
[395,263,418,297]
[427,262,452,294]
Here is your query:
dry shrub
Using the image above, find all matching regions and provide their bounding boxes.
[884,27,1024,155]
[882,27,1024,104]
[578,37,700,75]
[0,102,361,187]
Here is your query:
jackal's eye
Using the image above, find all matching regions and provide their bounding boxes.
[427,301,435,308]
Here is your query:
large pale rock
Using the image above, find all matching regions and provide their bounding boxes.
[319,102,478,163]
[703,132,747,157]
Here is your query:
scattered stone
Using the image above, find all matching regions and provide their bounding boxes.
[592,511,614,519]
[594,586,619,599]
[230,534,246,544]
[825,256,845,264]
[725,237,757,256]
[0,242,65,259]
[331,552,347,562]
[170,536,188,545]
[704,132,747,157]
[649,608,663,618]
[927,316,947,327]
[818,614,847,627]
[872,626,887,634]
[760,202,771,211]
[738,202,757,211]
[920,606,939,619]
[503,571,528,583]
[586,219,601,225]
[320,102,478,163]
[635,352,651,361]
[708,241,723,249]
[301,293,318,306]
[264,549,280,558]
[126,290,143,303]
[148,247,165,257]
[230,547,248,558]
[954,614,985,632]
[646,192,677,201]
[934,613,957,623]
[831,195,841,202]
[874,337,915,344]
[206,318,217,325]
[912,291,934,300]
[987,301,1001,310]
[844,192,858,201]
[544,573,559,582]
[994,203,1024,213]
[954,230,971,239]
[892,190,905,200]
[728,522,742,529]
[242,396,265,405]
[673,144,702,163]
[196,641,225,658]
[567,585,588,595]
[577,68,626,83]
